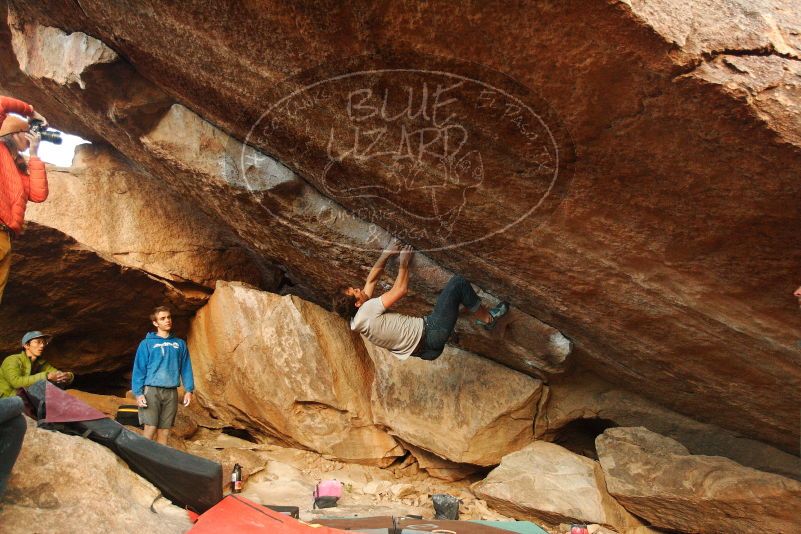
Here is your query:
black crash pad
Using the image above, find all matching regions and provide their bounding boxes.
[23,380,222,512]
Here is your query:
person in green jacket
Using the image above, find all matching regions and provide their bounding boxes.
[0,331,73,398]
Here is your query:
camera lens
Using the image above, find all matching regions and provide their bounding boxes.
[40,131,63,145]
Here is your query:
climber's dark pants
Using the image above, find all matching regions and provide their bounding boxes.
[0,396,26,499]
[414,275,481,361]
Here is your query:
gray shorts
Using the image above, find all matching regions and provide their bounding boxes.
[139,386,178,429]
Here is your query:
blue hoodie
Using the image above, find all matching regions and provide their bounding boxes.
[131,332,194,396]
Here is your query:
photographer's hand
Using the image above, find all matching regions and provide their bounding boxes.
[30,110,48,129]
[25,132,40,157]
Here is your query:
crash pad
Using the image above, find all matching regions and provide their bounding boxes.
[317,516,523,533]
[470,521,548,534]
[22,381,106,423]
[43,382,106,423]
[23,380,222,513]
[189,495,347,533]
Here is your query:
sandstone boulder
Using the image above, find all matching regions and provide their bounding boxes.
[26,144,272,290]
[238,458,315,510]
[188,280,402,465]
[0,223,180,373]
[0,418,191,534]
[596,426,801,533]
[535,370,801,480]
[473,441,642,530]
[367,342,541,466]
[402,442,480,481]
[189,280,543,471]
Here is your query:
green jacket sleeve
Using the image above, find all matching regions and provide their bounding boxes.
[38,360,58,374]
[1,356,50,389]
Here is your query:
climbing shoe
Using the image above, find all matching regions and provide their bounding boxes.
[477,301,509,331]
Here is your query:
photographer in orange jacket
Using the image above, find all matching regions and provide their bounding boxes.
[0,96,49,304]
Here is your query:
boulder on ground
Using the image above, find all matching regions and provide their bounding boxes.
[402,442,480,481]
[596,426,801,533]
[188,281,402,466]
[367,342,542,466]
[535,370,801,480]
[473,441,642,530]
[0,418,191,534]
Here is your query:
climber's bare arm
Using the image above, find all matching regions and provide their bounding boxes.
[362,240,401,298]
[380,246,413,309]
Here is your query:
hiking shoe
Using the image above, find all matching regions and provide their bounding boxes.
[477,301,509,331]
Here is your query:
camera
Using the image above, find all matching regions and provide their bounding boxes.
[27,118,62,145]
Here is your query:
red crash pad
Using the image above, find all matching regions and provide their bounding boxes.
[188,495,346,534]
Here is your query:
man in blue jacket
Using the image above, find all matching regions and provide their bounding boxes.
[132,306,195,445]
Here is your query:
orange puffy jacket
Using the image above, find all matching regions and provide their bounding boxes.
[0,96,48,233]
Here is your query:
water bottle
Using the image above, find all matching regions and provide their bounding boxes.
[231,463,243,493]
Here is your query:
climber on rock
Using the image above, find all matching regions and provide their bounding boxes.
[0,96,50,305]
[333,240,509,361]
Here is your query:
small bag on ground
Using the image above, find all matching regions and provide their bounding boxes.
[432,493,460,520]
[313,479,342,509]
[115,404,142,427]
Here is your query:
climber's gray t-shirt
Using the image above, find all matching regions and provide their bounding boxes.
[350,297,424,360]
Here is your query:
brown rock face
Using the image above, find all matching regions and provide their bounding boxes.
[27,144,272,290]
[188,281,402,466]
[596,426,801,534]
[188,281,544,472]
[0,223,175,373]
[400,442,480,482]
[0,143,273,376]
[0,418,191,534]
[535,370,801,480]
[367,342,541,466]
[136,101,571,375]
[473,441,643,530]
[1,0,800,455]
